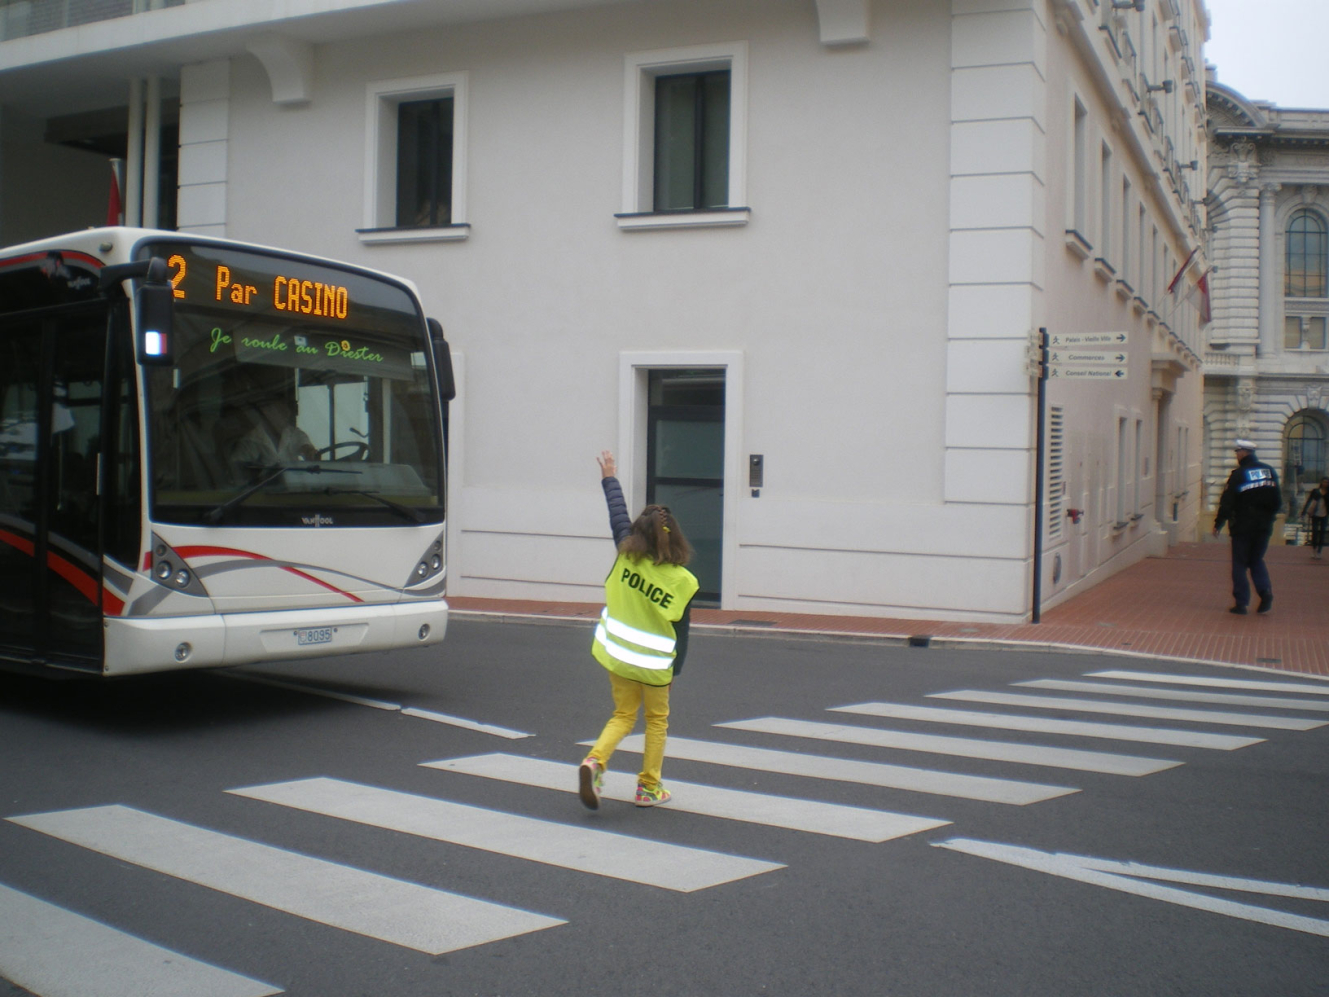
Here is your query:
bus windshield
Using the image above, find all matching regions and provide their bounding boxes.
[141,241,443,527]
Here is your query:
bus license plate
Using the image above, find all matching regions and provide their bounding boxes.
[296,627,334,646]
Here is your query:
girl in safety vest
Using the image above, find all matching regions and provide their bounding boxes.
[580,451,699,809]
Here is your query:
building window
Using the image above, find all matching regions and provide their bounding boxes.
[396,97,453,228]
[619,42,749,230]
[361,72,468,244]
[1284,315,1328,351]
[1099,143,1113,262]
[654,71,730,212]
[1121,178,1132,284]
[1286,209,1328,297]
[1284,411,1328,512]
[1071,99,1088,238]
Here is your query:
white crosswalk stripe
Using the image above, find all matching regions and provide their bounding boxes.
[929,690,1327,730]
[599,735,1078,805]
[0,882,281,997]
[422,753,951,842]
[716,716,1181,776]
[830,702,1264,749]
[7,805,564,954]
[1087,669,1329,696]
[230,777,783,892]
[1016,678,1329,712]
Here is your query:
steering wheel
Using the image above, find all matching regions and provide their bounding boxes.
[317,441,370,461]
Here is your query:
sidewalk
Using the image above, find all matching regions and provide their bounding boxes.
[448,542,1329,679]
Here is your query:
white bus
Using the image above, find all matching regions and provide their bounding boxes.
[0,227,454,677]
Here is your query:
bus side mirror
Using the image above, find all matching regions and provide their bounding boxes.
[427,318,456,402]
[135,258,174,366]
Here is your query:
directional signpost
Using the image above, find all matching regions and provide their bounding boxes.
[1047,333,1129,380]
[1027,329,1132,624]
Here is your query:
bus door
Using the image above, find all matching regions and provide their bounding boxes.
[0,304,108,670]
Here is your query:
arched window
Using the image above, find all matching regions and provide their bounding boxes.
[1283,411,1329,513]
[1286,209,1328,297]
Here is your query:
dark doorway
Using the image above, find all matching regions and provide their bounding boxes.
[646,369,724,605]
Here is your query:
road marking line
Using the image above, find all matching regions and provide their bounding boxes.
[0,882,282,997]
[1016,679,1329,713]
[715,717,1180,776]
[928,690,1326,731]
[934,838,1329,939]
[6,806,563,954]
[399,709,532,738]
[830,702,1262,750]
[1087,669,1329,696]
[221,672,401,710]
[422,753,950,842]
[230,777,782,892]
[595,735,1078,805]
[221,673,527,737]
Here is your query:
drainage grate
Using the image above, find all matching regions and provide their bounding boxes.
[908,635,932,648]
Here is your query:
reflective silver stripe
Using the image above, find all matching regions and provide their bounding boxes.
[594,623,674,670]
[600,608,675,653]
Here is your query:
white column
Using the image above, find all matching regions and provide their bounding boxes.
[1257,182,1281,357]
[142,76,162,229]
[176,60,230,236]
[124,78,144,226]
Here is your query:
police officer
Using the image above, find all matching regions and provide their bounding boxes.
[1213,438,1282,614]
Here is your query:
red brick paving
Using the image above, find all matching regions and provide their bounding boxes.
[448,542,1329,679]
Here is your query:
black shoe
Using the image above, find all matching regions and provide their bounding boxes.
[1257,594,1273,614]
[1228,606,1248,615]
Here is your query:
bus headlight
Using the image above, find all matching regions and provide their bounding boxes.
[174,569,191,587]
[418,624,430,641]
[174,642,192,661]
[156,560,174,580]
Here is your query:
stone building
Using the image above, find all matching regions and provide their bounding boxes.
[1204,79,1329,535]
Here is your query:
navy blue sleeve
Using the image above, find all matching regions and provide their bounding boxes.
[602,476,632,546]
[671,601,693,678]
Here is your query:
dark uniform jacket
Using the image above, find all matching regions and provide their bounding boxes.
[1214,454,1282,538]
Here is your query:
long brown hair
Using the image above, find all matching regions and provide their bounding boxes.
[618,504,693,566]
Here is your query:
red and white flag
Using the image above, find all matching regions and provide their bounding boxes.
[1166,247,1198,295]
[106,158,123,226]
[1187,271,1212,325]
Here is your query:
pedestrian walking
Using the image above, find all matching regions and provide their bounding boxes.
[579,451,698,810]
[1212,439,1282,614]
[1300,477,1329,559]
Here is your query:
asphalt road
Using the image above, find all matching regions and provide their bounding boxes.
[2,618,1327,997]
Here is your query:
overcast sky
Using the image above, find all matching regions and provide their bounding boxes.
[1203,0,1329,109]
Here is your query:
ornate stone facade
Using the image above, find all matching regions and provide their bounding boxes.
[1204,80,1329,533]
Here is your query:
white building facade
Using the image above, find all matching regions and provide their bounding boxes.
[1203,81,1329,537]
[0,0,1208,622]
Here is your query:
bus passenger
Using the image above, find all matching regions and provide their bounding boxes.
[579,451,698,809]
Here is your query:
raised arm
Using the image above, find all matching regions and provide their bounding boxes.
[598,451,632,546]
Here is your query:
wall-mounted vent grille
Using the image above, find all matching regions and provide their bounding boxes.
[1048,406,1065,539]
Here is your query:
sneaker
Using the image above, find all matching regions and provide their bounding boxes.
[1257,593,1273,614]
[1228,605,1247,615]
[634,783,671,807]
[578,756,604,810]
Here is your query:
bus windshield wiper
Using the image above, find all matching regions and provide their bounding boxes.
[203,464,360,524]
[322,488,429,523]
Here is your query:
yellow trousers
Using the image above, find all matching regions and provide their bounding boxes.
[587,671,670,791]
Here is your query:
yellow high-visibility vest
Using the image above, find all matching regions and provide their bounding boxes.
[591,552,699,685]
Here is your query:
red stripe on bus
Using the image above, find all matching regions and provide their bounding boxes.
[173,545,365,603]
[45,550,100,606]
[103,588,126,616]
[0,250,105,270]
[1,531,107,609]
[0,530,35,556]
